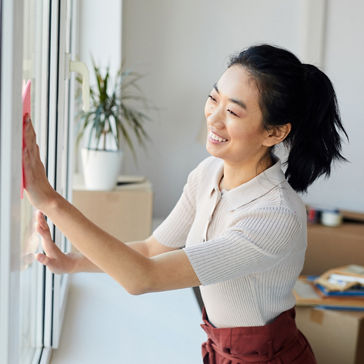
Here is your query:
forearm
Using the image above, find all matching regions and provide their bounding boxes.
[70,241,150,273]
[43,192,151,294]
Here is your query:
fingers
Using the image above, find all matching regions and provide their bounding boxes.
[23,118,55,213]
[36,211,50,233]
[34,213,74,274]
[24,118,41,168]
[36,144,41,158]
[24,118,35,151]
[35,211,62,258]
[25,117,36,143]
[36,252,71,275]
[35,253,59,274]
[36,252,50,265]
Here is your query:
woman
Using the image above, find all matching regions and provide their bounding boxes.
[24,44,348,363]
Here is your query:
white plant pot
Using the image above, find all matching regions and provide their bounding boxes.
[81,148,123,190]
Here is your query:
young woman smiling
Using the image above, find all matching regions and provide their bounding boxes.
[24,44,348,363]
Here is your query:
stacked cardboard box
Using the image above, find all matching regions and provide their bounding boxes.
[72,175,153,249]
[296,307,364,364]
[295,208,364,364]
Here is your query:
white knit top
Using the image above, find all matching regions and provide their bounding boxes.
[152,156,307,328]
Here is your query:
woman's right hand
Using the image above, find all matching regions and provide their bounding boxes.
[35,210,79,274]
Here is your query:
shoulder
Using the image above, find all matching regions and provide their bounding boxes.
[187,155,222,181]
[254,181,306,231]
[278,181,307,230]
[194,155,222,173]
[232,204,303,254]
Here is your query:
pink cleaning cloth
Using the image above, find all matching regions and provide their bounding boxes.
[21,80,31,199]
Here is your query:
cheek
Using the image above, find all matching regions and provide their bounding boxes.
[228,123,261,142]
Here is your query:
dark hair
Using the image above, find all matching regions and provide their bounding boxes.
[228,44,349,193]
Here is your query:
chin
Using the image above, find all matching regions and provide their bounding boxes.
[206,144,224,159]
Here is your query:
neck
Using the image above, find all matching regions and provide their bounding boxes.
[220,155,274,191]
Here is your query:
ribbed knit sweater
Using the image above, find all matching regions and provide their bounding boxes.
[152,156,307,328]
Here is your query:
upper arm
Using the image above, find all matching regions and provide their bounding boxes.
[142,207,299,293]
[130,236,200,293]
[146,249,201,293]
[182,207,301,286]
[144,235,179,257]
[141,206,300,294]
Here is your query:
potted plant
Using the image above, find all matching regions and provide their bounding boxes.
[75,60,152,190]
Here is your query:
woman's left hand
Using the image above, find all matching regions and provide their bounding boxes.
[23,117,57,211]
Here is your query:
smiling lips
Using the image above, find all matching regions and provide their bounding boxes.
[208,130,228,143]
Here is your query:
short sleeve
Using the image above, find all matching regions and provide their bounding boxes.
[182,206,301,286]
[152,162,202,248]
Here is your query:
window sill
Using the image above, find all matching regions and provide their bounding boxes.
[51,272,206,364]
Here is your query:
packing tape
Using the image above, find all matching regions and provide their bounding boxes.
[310,308,324,325]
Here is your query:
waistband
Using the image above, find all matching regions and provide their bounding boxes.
[201,306,300,363]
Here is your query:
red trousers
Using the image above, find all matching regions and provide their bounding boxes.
[200,306,317,364]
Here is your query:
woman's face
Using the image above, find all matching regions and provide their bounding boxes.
[205,65,271,166]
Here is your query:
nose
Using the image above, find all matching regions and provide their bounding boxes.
[207,107,225,129]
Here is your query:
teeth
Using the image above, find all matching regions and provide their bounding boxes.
[209,131,228,142]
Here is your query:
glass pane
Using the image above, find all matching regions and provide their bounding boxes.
[20,0,48,362]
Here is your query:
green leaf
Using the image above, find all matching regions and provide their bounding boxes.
[75,58,157,160]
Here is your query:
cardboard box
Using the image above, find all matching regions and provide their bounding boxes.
[296,307,364,364]
[302,209,364,275]
[72,176,153,250]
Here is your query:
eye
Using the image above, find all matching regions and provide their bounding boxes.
[208,94,217,102]
[227,109,239,117]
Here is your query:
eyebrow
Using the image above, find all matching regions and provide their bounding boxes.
[213,82,247,111]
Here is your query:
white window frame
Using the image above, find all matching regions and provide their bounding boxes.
[0,1,25,363]
[46,0,77,349]
[0,0,78,362]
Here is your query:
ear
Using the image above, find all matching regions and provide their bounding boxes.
[262,123,291,147]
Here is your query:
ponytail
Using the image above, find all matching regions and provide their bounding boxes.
[228,44,349,193]
[284,64,349,192]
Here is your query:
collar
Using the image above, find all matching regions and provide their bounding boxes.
[208,156,286,211]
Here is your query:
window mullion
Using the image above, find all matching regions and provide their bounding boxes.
[0,1,24,364]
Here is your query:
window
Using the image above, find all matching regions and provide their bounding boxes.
[0,0,79,362]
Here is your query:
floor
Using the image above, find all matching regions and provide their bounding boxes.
[50,220,207,364]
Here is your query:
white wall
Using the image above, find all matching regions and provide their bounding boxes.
[77,0,122,75]
[301,0,364,213]
[121,0,302,218]
[75,0,122,169]
[77,0,364,219]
